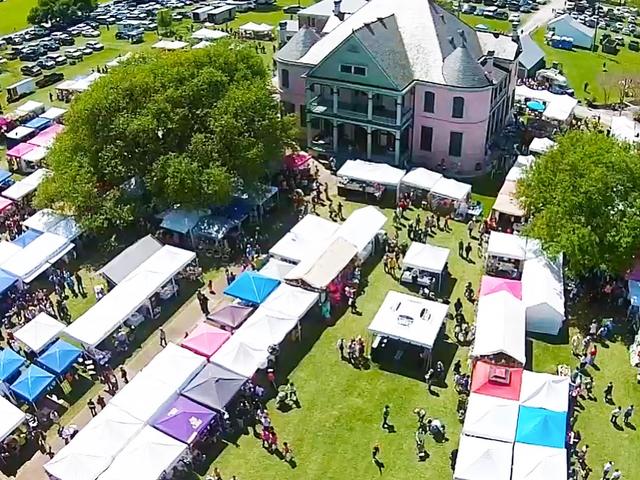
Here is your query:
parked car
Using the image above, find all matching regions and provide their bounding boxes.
[64,48,83,60]
[36,72,64,88]
[282,4,301,13]
[82,28,101,38]
[20,64,42,76]
[5,48,22,60]
[50,54,67,66]
[86,40,104,51]
[461,3,476,13]
[6,35,24,46]
[58,34,75,46]
[508,12,521,22]
[19,48,42,62]
[36,57,56,70]
[495,9,509,19]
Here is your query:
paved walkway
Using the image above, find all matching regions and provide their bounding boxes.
[521,0,565,36]
[13,270,234,480]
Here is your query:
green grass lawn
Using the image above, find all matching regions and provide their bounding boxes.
[532,27,640,103]
[208,188,640,479]
[460,13,512,33]
[0,0,38,36]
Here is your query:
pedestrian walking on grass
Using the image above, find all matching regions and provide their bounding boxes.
[624,405,634,425]
[458,240,464,257]
[87,399,97,417]
[96,395,106,410]
[465,242,472,260]
[611,469,622,480]
[337,338,345,360]
[159,328,167,348]
[74,271,85,296]
[467,219,474,237]
[382,405,390,430]
[604,382,614,403]
[602,461,613,479]
[610,406,622,425]
[283,441,294,462]
[119,366,129,384]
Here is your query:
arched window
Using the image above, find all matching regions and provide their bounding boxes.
[452,96,464,118]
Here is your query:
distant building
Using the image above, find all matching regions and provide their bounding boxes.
[275,0,521,176]
[547,14,595,49]
[518,34,546,78]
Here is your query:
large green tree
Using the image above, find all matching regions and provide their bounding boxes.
[36,43,297,234]
[28,0,97,26]
[516,130,640,277]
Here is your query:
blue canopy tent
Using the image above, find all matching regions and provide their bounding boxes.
[213,198,253,225]
[224,271,280,305]
[160,209,208,246]
[0,349,26,383]
[515,406,567,449]
[0,169,13,186]
[37,339,81,375]
[629,280,640,307]
[12,229,42,248]
[10,364,55,403]
[0,270,18,296]
[193,215,237,241]
[23,117,52,132]
[526,100,546,112]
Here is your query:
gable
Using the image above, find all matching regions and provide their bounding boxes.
[307,35,400,90]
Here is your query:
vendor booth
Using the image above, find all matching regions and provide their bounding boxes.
[239,22,274,39]
[39,107,67,123]
[462,393,519,443]
[181,323,231,358]
[368,291,448,365]
[207,304,253,330]
[259,257,295,281]
[210,336,267,378]
[259,283,319,320]
[269,214,339,264]
[453,435,513,480]
[24,116,51,132]
[5,143,36,171]
[521,255,565,335]
[519,371,569,412]
[44,404,144,480]
[97,426,186,480]
[99,235,163,285]
[479,275,522,300]
[492,181,525,230]
[23,209,81,239]
[233,310,299,352]
[472,291,526,366]
[191,27,229,41]
[515,406,566,449]
[192,215,241,257]
[27,123,64,149]
[1,168,51,202]
[158,208,208,247]
[19,145,47,173]
[0,268,18,296]
[151,395,218,445]
[486,232,528,279]
[399,167,443,202]
[10,364,56,404]
[400,242,450,291]
[0,348,25,384]
[334,206,386,259]
[5,126,36,149]
[224,271,280,305]
[428,177,476,220]
[0,396,26,443]
[37,339,82,376]
[16,100,45,117]
[142,343,206,392]
[65,245,196,348]
[181,362,248,412]
[109,371,178,423]
[511,443,568,480]
[336,160,405,201]
[470,360,523,401]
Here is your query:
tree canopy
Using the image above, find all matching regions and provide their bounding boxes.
[516,130,640,277]
[36,43,297,234]
[28,0,97,26]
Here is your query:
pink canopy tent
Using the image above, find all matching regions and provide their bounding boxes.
[6,143,36,160]
[181,323,231,358]
[479,275,522,300]
[284,151,311,170]
[0,197,14,213]
[27,124,64,148]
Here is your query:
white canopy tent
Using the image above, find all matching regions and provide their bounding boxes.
[368,290,448,350]
[400,168,443,191]
[2,168,51,201]
[151,40,188,50]
[21,146,47,166]
[522,255,565,335]
[0,241,21,264]
[493,181,525,218]
[141,343,205,391]
[16,100,45,115]
[0,396,26,442]
[472,291,526,365]
[40,107,67,121]
[430,177,472,201]
[515,85,577,123]
[487,232,528,261]
[519,371,569,412]
[334,206,386,257]
[259,283,318,320]
[65,245,196,347]
[402,242,450,275]
[511,443,567,480]
[239,22,274,33]
[13,312,65,353]
[23,209,81,241]
[109,371,177,423]
[1,232,73,283]
[191,27,229,40]
[337,160,406,188]
[611,116,640,143]
[44,404,144,480]
[269,214,339,264]
[259,257,295,280]
[453,435,513,480]
[210,336,267,378]
[529,137,556,154]
[98,426,186,480]
[233,310,299,351]
[462,393,519,443]
[192,40,212,49]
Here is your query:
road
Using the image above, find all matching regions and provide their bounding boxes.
[520,0,565,36]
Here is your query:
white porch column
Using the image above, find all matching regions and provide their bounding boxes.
[332,87,338,113]
[367,92,373,120]
[366,127,372,160]
[396,96,402,125]
[394,134,401,165]
[332,121,339,153]
[306,119,312,147]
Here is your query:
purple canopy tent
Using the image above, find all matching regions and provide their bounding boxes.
[152,395,218,444]
[206,304,254,329]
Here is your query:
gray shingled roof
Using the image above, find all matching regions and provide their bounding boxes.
[276,26,322,63]
[548,14,595,38]
[442,43,492,88]
[519,34,545,70]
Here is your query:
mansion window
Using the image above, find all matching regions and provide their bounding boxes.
[420,126,433,152]
[452,96,464,119]
[339,64,367,76]
[423,91,435,113]
[449,132,463,157]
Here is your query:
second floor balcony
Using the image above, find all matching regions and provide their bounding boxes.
[308,95,412,128]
